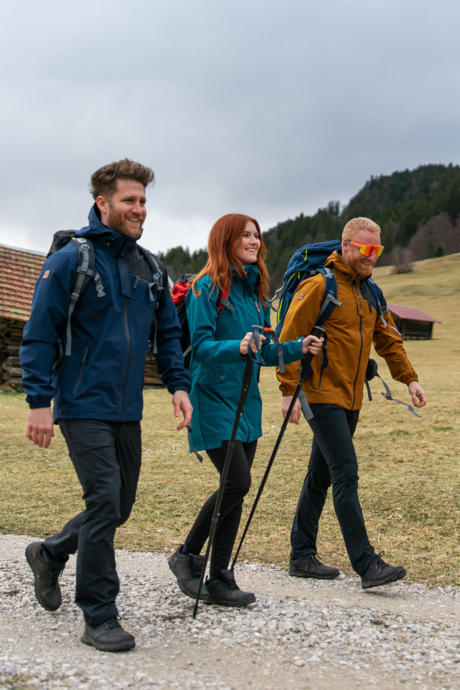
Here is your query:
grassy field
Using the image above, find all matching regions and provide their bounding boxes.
[0,253,459,584]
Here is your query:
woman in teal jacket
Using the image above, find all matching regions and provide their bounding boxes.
[169,213,322,607]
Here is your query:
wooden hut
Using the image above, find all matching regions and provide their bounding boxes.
[387,303,441,340]
[0,243,164,391]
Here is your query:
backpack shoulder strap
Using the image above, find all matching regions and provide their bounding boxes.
[65,238,97,356]
[137,246,165,305]
[316,267,342,327]
[367,278,401,336]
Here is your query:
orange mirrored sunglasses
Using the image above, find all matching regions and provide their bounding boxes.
[349,240,384,258]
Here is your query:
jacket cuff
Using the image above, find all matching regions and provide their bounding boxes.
[394,372,418,386]
[279,384,297,396]
[169,385,192,395]
[26,395,53,409]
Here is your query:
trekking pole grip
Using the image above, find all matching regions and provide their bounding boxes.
[300,326,326,379]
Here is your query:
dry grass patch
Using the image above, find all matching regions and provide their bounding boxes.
[0,253,459,585]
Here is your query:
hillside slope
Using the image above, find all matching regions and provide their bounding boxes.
[159,165,460,288]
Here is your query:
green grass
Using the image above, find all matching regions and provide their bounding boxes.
[1,253,459,585]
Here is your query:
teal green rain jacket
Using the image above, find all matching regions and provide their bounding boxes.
[186,265,304,451]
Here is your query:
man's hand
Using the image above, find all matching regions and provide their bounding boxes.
[172,390,193,431]
[408,381,427,408]
[27,407,55,449]
[281,395,302,424]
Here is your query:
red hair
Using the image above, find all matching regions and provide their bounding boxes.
[191,214,270,305]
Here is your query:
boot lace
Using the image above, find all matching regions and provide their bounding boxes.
[372,552,388,572]
[102,619,121,630]
[47,569,62,588]
[223,578,239,592]
[191,562,204,579]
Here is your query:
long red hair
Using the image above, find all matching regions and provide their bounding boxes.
[191,214,270,305]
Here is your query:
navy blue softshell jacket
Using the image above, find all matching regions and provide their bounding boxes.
[187,266,304,451]
[20,205,191,421]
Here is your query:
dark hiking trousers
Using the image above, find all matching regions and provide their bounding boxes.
[184,440,257,579]
[291,403,376,576]
[41,419,142,627]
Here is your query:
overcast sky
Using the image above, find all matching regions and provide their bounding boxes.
[0,0,459,256]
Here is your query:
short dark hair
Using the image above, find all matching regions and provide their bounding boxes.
[90,159,155,200]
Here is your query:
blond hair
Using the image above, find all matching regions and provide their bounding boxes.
[342,217,381,240]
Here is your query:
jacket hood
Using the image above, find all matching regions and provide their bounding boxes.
[77,204,136,256]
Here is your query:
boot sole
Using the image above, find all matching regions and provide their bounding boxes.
[25,544,61,612]
[168,556,208,601]
[289,569,340,581]
[81,633,135,652]
[361,567,406,590]
[204,594,256,608]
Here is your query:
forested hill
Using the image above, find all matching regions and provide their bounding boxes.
[158,164,460,289]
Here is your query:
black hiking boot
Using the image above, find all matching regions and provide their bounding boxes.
[25,541,63,611]
[361,552,406,590]
[205,570,256,607]
[81,619,135,652]
[289,554,340,580]
[168,545,208,600]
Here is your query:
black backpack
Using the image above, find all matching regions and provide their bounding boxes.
[47,230,164,358]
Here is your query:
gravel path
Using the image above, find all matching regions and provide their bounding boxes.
[0,535,459,689]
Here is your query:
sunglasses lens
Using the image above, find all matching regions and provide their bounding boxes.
[359,245,383,257]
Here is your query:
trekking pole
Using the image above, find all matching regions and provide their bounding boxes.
[231,326,326,571]
[192,326,263,618]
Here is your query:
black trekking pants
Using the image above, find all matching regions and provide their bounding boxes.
[184,440,257,579]
[290,403,376,576]
[41,419,142,627]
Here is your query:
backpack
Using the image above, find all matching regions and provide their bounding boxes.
[47,230,164,358]
[172,274,236,368]
[272,239,402,393]
[274,239,396,337]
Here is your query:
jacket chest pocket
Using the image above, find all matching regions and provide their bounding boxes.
[130,274,157,306]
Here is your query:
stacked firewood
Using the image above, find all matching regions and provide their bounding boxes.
[0,318,165,392]
[0,318,25,392]
[143,350,164,388]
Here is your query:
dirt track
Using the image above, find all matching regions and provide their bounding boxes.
[1,534,459,689]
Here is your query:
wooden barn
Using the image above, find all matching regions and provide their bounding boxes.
[387,303,441,340]
[0,243,164,392]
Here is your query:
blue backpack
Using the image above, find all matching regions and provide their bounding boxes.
[274,239,392,337]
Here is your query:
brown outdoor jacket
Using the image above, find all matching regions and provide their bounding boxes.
[277,251,418,410]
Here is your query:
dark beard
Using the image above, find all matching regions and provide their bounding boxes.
[106,207,143,239]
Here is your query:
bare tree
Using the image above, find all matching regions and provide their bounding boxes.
[391,246,414,274]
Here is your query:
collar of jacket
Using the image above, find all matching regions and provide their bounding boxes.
[231,263,260,290]
[76,204,137,259]
[325,250,366,284]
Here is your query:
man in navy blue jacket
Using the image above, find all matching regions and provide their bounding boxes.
[20,159,192,652]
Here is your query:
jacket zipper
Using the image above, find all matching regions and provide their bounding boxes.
[351,315,363,409]
[73,347,89,395]
[119,297,131,421]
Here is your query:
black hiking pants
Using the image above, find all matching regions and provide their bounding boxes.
[184,440,257,579]
[41,419,142,627]
[291,403,376,575]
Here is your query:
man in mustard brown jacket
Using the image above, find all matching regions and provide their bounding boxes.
[278,217,426,589]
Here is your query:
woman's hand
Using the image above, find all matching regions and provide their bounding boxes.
[301,335,323,356]
[239,332,267,356]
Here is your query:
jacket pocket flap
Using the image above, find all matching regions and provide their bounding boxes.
[199,364,239,386]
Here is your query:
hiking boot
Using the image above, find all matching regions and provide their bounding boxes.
[81,619,135,652]
[168,545,208,600]
[204,569,256,607]
[289,554,340,580]
[361,552,406,590]
[25,541,63,611]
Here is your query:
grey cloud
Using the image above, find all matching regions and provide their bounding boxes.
[0,0,459,255]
